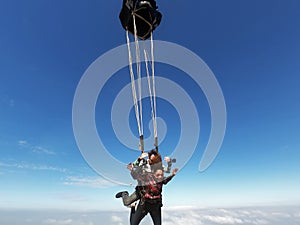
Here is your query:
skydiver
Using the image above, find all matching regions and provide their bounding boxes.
[129,164,179,225]
[115,150,175,206]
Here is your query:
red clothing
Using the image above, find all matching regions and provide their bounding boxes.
[131,169,174,200]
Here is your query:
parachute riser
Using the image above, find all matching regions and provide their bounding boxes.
[139,135,145,153]
[154,136,158,152]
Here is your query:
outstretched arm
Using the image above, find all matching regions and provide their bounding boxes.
[163,168,179,184]
[172,168,179,176]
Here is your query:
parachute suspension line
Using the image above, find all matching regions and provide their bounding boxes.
[133,15,145,152]
[143,32,158,151]
[150,32,158,151]
[125,16,159,153]
[133,15,144,141]
[126,30,143,152]
[143,44,155,144]
[127,14,145,153]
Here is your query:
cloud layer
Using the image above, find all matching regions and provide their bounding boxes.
[1,206,299,225]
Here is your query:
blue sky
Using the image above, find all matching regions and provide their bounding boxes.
[1,0,300,215]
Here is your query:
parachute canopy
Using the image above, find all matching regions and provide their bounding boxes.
[119,0,162,40]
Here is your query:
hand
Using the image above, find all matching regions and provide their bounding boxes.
[164,156,171,162]
[172,168,179,176]
[139,152,148,160]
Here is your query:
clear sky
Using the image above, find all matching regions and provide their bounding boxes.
[1,0,300,213]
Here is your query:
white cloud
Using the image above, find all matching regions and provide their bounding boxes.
[163,210,203,225]
[64,176,116,188]
[164,205,199,210]
[43,218,94,225]
[32,146,56,155]
[0,161,67,173]
[43,218,73,225]
[162,206,300,225]
[111,215,125,225]
[0,206,300,225]
[18,140,28,146]
[202,215,243,224]
[18,140,56,155]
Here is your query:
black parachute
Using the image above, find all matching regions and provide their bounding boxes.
[119,0,162,40]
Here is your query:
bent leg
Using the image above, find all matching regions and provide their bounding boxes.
[123,191,139,206]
